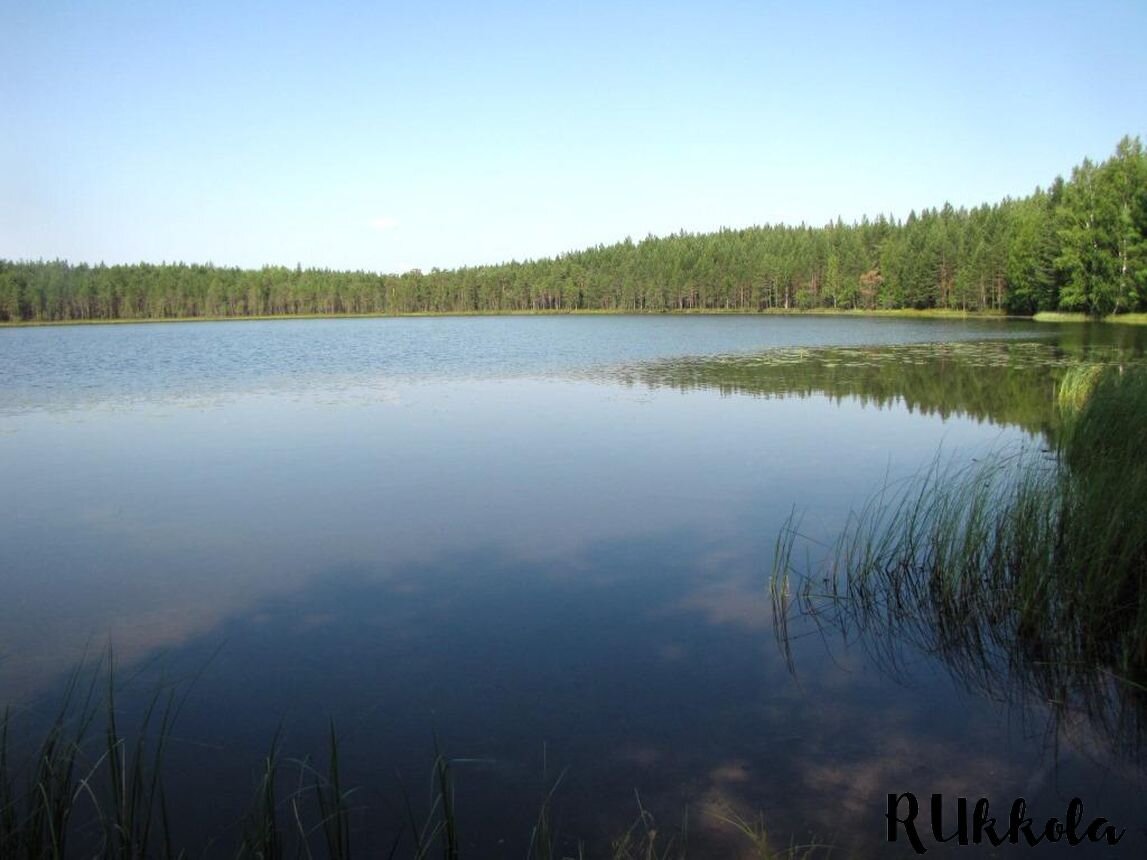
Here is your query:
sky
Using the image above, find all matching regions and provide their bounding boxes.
[2,0,1145,274]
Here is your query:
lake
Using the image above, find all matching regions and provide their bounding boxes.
[1,315,1145,857]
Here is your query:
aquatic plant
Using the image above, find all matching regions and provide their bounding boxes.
[1055,362,1106,413]
[0,656,821,858]
[0,653,185,859]
[773,365,1147,755]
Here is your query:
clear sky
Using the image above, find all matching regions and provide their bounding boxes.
[2,1,1145,274]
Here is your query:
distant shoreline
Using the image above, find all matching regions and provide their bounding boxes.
[0,307,1036,329]
[5,307,1146,330]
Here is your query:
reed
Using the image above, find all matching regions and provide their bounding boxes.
[2,654,829,859]
[773,365,1147,750]
[313,720,353,859]
[0,660,102,857]
[705,806,830,860]
[606,792,686,860]
[0,679,819,858]
[1055,363,1107,413]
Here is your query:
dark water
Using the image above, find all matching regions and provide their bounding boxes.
[1,315,1145,856]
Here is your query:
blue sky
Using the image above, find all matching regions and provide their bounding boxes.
[2,1,1145,274]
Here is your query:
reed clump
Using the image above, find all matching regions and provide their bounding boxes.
[774,365,1147,747]
[0,655,356,860]
[1055,363,1106,413]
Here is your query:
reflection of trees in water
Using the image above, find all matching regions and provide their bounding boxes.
[626,340,1147,766]
[614,340,1143,437]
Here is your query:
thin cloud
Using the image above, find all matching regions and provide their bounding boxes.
[369,216,399,232]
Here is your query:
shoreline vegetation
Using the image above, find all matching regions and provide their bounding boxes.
[0,656,825,859]
[1033,310,1147,324]
[2,136,1144,325]
[772,363,1147,754]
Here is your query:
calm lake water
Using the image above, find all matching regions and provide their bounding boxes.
[2,315,1146,856]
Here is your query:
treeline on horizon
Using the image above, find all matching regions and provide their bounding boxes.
[2,137,1145,323]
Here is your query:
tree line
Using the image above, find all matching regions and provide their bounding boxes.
[2,137,1144,323]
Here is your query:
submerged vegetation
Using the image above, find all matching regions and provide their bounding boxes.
[2,137,1145,323]
[773,365,1147,754]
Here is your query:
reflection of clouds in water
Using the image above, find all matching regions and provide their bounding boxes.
[646,552,1147,854]
[798,737,1016,829]
[4,530,1139,855]
[655,546,775,632]
[681,717,1030,857]
[1,367,1024,705]
[674,578,772,632]
[0,522,703,704]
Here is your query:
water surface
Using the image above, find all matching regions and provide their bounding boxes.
[2,315,1145,856]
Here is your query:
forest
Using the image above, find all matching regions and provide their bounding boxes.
[2,137,1144,323]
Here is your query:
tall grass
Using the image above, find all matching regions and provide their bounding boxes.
[1055,363,1107,413]
[773,365,1147,750]
[0,658,819,858]
[0,652,194,859]
[1032,311,1092,323]
[0,656,363,860]
[0,660,102,857]
[1104,312,1147,326]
